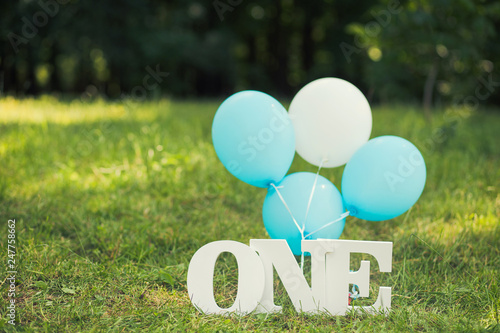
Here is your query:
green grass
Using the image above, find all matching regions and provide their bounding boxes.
[0,96,499,332]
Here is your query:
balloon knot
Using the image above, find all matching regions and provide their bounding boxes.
[348,207,357,216]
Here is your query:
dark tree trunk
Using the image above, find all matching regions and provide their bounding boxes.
[302,19,313,74]
[75,56,89,94]
[0,46,4,96]
[423,57,439,122]
[269,1,289,96]
[26,46,38,95]
[49,42,61,92]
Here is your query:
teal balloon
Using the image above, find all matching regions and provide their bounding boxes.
[212,91,295,188]
[263,172,346,255]
[341,136,426,221]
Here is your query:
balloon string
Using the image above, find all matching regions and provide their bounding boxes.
[304,211,350,239]
[300,159,325,273]
[270,183,307,272]
[303,159,326,230]
[269,183,304,236]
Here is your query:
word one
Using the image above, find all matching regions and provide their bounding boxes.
[187,239,392,315]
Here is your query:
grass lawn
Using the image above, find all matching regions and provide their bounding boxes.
[0,96,499,332]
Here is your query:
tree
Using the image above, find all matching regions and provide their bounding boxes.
[345,0,500,118]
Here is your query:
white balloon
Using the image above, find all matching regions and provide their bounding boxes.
[289,78,372,168]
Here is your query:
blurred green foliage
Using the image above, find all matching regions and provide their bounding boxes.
[0,0,499,107]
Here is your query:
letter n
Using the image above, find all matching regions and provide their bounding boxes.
[250,239,324,313]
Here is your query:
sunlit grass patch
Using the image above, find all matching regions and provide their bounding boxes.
[0,97,498,331]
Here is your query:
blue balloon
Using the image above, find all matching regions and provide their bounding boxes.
[212,91,295,188]
[263,172,346,255]
[341,135,426,221]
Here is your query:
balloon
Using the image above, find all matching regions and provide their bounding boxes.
[263,172,346,255]
[212,91,295,188]
[289,78,372,168]
[341,136,426,221]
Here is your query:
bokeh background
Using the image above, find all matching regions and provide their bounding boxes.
[2,0,500,108]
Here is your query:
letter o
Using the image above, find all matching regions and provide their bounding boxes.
[131,86,147,100]
[463,96,478,111]
[187,241,265,315]
[409,150,424,166]
[354,34,370,49]
[258,128,274,144]
[33,11,49,27]
[365,21,381,37]
[270,116,285,132]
